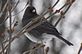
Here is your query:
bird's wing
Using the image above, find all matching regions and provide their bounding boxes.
[35,21,61,35]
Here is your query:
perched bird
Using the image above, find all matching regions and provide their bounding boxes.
[22,6,73,46]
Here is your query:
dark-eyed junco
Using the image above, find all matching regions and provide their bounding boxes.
[22,6,73,46]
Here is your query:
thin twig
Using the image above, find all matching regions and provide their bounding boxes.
[52,0,60,8]
[41,0,60,16]
[0,40,4,54]
[6,1,12,54]
[45,47,49,54]
[54,1,74,27]
[0,0,9,14]
[0,1,28,27]
[78,43,82,54]
[23,44,45,54]
[11,0,20,12]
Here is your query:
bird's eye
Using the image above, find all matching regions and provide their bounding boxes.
[32,9,36,13]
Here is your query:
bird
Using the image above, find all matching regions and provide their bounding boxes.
[22,6,73,46]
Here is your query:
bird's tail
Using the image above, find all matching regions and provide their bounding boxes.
[46,29,73,46]
[54,34,73,46]
[51,28,73,46]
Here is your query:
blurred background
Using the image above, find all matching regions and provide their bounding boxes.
[0,0,82,54]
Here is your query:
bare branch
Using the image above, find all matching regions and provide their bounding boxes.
[78,43,82,54]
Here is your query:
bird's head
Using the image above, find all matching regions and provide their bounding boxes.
[25,6,36,14]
